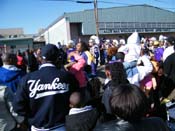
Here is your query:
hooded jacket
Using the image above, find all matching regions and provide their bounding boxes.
[0,65,25,131]
[0,65,25,92]
[124,32,141,62]
[126,55,153,86]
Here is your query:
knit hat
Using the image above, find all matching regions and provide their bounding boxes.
[41,44,59,62]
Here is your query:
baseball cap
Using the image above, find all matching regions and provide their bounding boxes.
[167,36,175,45]
[41,44,59,62]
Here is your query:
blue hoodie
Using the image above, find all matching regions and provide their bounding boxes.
[0,65,26,92]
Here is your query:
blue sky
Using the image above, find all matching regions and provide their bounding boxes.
[0,0,174,34]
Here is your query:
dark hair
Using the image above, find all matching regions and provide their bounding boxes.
[105,63,110,71]
[16,50,22,56]
[78,41,89,52]
[141,47,150,56]
[1,53,17,65]
[107,62,127,84]
[110,84,148,122]
[88,77,101,98]
[115,52,125,61]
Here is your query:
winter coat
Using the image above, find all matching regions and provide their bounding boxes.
[94,117,169,131]
[66,108,99,131]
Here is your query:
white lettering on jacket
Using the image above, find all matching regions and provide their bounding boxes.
[28,78,69,99]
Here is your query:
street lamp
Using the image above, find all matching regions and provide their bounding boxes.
[76,0,99,38]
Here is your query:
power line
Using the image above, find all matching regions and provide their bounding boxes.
[42,0,175,10]
[154,0,167,3]
[153,0,175,10]
[43,0,132,5]
[97,0,131,5]
[42,0,76,2]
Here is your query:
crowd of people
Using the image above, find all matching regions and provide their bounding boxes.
[0,32,175,131]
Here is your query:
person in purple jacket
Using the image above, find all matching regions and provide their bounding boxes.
[153,41,164,62]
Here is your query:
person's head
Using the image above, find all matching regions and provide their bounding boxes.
[67,40,75,49]
[107,61,127,84]
[153,40,159,47]
[140,47,150,56]
[112,39,119,47]
[16,50,22,56]
[157,61,164,76]
[149,37,156,46]
[1,53,17,65]
[88,77,101,98]
[69,92,82,108]
[41,44,59,64]
[167,36,175,46]
[105,63,111,79]
[107,47,118,58]
[127,32,140,45]
[76,41,89,53]
[89,39,95,47]
[115,52,125,62]
[36,48,41,56]
[110,84,148,122]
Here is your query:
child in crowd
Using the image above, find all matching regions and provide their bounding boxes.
[69,92,92,115]
[66,92,98,131]
[140,72,157,97]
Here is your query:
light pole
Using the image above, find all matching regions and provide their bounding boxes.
[76,0,99,38]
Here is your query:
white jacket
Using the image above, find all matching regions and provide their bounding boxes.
[163,45,174,62]
[127,55,153,86]
[124,32,141,62]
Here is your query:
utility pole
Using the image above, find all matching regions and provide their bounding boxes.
[76,0,99,38]
[94,0,99,38]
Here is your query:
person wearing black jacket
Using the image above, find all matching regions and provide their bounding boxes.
[94,84,169,131]
[13,44,79,131]
[164,44,175,100]
[66,92,99,131]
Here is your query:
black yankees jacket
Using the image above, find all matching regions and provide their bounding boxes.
[13,63,79,129]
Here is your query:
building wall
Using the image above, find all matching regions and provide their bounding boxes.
[41,5,175,44]
[0,28,24,38]
[65,5,175,35]
[44,18,70,46]
[70,23,81,42]
[69,23,175,44]
[0,38,33,53]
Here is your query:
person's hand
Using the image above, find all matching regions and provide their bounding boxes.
[68,51,76,59]
[64,62,76,71]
